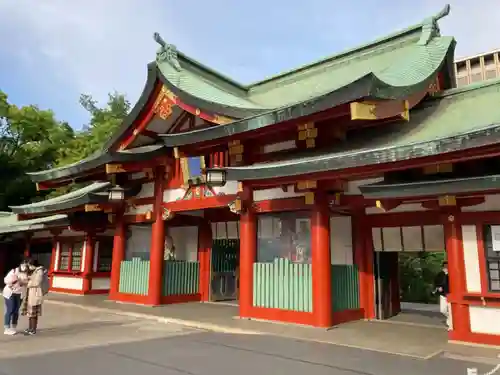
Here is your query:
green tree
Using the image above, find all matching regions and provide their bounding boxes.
[399,252,446,303]
[57,92,130,166]
[0,91,74,210]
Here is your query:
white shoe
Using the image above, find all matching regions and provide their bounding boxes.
[3,328,16,335]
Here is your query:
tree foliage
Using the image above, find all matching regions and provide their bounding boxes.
[399,252,446,304]
[56,92,130,166]
[0,90,130,207]
[0,91,74,209]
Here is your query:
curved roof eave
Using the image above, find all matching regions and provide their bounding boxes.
[10,182,112,215]
[0,214,70,235]
[214,123,500,182]
[359,174,500,199]
[27,144,167,183]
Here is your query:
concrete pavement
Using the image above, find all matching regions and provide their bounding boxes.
[0,303,498,375]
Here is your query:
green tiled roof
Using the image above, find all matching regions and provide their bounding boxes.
[10,182,111,215]
[155,5,454,117]
[27,144,166,184]
[359,174,500,199]
[214,78,500,181]
[0,214,68,235]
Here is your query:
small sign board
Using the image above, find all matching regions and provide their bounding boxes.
[491,226,500,252]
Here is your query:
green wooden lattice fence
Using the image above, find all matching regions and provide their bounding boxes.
[119,258,149,295]
[162,261,200,296]
[253,258,312,312]
[331,264,360,312]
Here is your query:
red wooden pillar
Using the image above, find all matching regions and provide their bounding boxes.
[239,186,256,319]
[444,213,470,338]
[147,165,166,306]
[109,213,126,299]
[311,192,332,327]
[198,219,212,302]
[353,214,370,319]
[82,234,95,294]
[363,223,376,319]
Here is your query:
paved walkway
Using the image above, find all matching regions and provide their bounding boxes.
[40,293,483,360]
[0,302,197,360]
[0,303,498,375]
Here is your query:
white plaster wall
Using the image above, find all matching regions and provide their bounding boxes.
[366,203,428,215]
[135,182,155,199]
[345,178,384,195]
[461,225,482,293]
[212,181,239,196]
[211,221,240,239]
[125,225,152,260]
[32,230,52,239]
[330,216,353,265]
[126,204,154,215]
[163,188,186,203]
[462,194,500,211]
[52,276,83,290]
[372,225,444,252]
[91,277,111,290]
[469,306,500,335]
[93,241,99,272]
[54,242,60,271]
[169,226,198,261]
[253,185,304,202]
[262,140,296,153]
[81,240,87,272]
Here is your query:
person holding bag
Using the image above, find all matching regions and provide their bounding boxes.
[20,259,45,335]
[3,260,29,335]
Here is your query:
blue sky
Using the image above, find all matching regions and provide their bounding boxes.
[0,0,498,130]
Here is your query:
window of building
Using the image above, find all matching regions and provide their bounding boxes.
[470,72,483,83]
[257,211,311,264]
[485,69,497,80]
[457,76,469,87]
[97,237,113,272]
[57,240,84,272]
[482,225,500,292]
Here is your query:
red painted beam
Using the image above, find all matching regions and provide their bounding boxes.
[163,194,237,212]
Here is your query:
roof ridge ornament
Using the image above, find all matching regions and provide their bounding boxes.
[418,4,451,46]
[153,32,182,72]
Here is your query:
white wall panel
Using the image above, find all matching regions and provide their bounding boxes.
[461,225,482,293]
[330,216,353,265]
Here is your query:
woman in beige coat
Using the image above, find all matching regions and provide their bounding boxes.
[20,260,44,335]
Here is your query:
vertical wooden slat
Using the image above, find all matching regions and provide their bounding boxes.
[252,258,312,312]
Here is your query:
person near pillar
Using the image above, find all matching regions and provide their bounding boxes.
[20,259,45,335]
[3,260,29,335]
[434,261,450,329]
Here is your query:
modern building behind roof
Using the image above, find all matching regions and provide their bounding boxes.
[454,48,500,87]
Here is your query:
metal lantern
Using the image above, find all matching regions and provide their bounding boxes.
[108,185,125,202]
[206,169,226,186]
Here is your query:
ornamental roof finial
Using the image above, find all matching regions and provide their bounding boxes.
[418,4,451,46]
[153,32,182,72]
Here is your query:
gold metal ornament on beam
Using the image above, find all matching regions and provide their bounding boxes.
[84,204,102,212]
[304,192,315,205]
[162,207,175,221]
[438,195,456,207]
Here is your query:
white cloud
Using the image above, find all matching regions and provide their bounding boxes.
[0,0,498,120]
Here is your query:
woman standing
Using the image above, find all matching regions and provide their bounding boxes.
[3,260,29,335]
[21,260,44,335]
